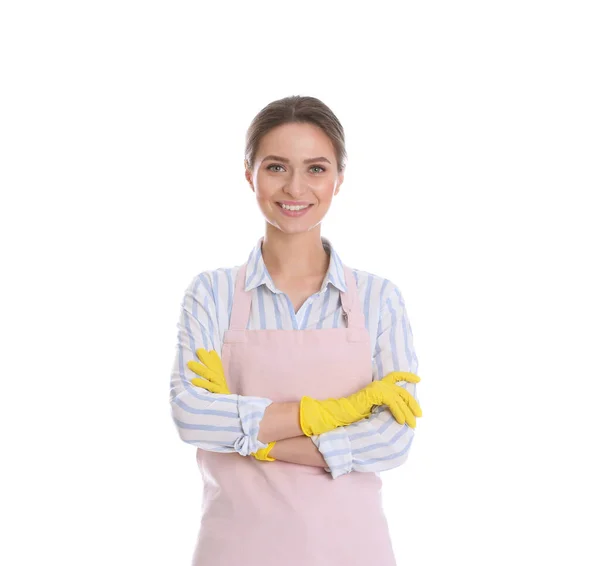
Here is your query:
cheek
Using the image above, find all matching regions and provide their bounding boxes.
[315,182,337,200]
[254,175,279,199]
[254,188,276,212]
[256,193,275,211]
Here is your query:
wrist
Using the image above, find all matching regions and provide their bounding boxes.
[300,395,344,436]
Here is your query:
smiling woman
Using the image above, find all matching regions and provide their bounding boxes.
[244,118,345,234]
[169,95,422,566]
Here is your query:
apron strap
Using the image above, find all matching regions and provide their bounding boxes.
[229,262,252,331]
[340,265,366,330]
[227,262,365,331]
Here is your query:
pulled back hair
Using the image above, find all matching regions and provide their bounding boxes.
[244,95,347,174]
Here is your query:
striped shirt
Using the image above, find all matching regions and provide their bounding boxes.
[169,236,419,479]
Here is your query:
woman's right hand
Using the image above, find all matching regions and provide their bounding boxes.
[299,371,422,436]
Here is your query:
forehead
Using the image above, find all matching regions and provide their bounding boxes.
[257,122,335,159]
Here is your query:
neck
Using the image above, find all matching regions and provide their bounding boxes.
[261,223,330,279]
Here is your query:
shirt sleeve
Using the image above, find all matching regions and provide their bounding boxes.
[312,280,420,479]
[169,272,273,456]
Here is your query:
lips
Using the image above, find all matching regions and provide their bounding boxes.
[276,202,314,217]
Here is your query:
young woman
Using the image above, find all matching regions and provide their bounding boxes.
[169,95,423,566]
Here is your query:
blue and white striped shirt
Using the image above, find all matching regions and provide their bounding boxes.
[169,236,419,479]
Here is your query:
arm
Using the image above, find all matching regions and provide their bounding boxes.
[169,272,273,456]
[311,281,420,479]
[257,402,303,443]
[255,402,327,468]
[268,436,327,468]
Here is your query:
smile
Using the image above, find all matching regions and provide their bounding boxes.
[276,202,314,217]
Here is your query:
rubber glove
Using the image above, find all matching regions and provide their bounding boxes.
[300,371,422,436]
[251,441,277,462]
[187,348,231,394]
[187,349,277,462]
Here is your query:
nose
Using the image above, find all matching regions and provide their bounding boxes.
[283,170,307,198]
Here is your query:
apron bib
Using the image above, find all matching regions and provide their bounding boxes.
[192,262,397,566]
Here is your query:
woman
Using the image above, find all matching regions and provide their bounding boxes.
[169,95,423,566]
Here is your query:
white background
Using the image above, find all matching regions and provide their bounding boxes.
[1,1,599,564]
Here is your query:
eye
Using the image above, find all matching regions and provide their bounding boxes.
[310,165,325,173]
[267,164,285,172]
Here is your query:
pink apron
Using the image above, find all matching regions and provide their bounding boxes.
[192,261,397,566]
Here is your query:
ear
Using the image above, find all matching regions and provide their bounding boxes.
[334,171,344,195]
[244,163,255,193]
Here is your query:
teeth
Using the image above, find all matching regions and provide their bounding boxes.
[280,203,309,211]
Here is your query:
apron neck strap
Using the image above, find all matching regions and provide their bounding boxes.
[229,262,252,331]
[340,265,365,329]
[228,262,364,331]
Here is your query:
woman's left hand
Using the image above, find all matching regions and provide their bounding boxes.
[187,348,232,394]
[251,441,277,461]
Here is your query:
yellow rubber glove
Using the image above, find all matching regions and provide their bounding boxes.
[187,348,231,394]
[187,349,276,462]
[300,371,422,436]
[251,441,277,462]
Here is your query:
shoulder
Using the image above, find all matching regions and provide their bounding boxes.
[348,267,405,308]
[183,264,242,304]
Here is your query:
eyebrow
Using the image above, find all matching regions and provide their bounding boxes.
[262,154,331,165]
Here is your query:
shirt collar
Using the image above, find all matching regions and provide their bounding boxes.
[244,236,348,294]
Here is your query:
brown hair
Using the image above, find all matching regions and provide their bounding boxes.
[244,95,347,173]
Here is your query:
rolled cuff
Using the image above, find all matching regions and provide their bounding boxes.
[311,428,353,480]
[234,396,273,456]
